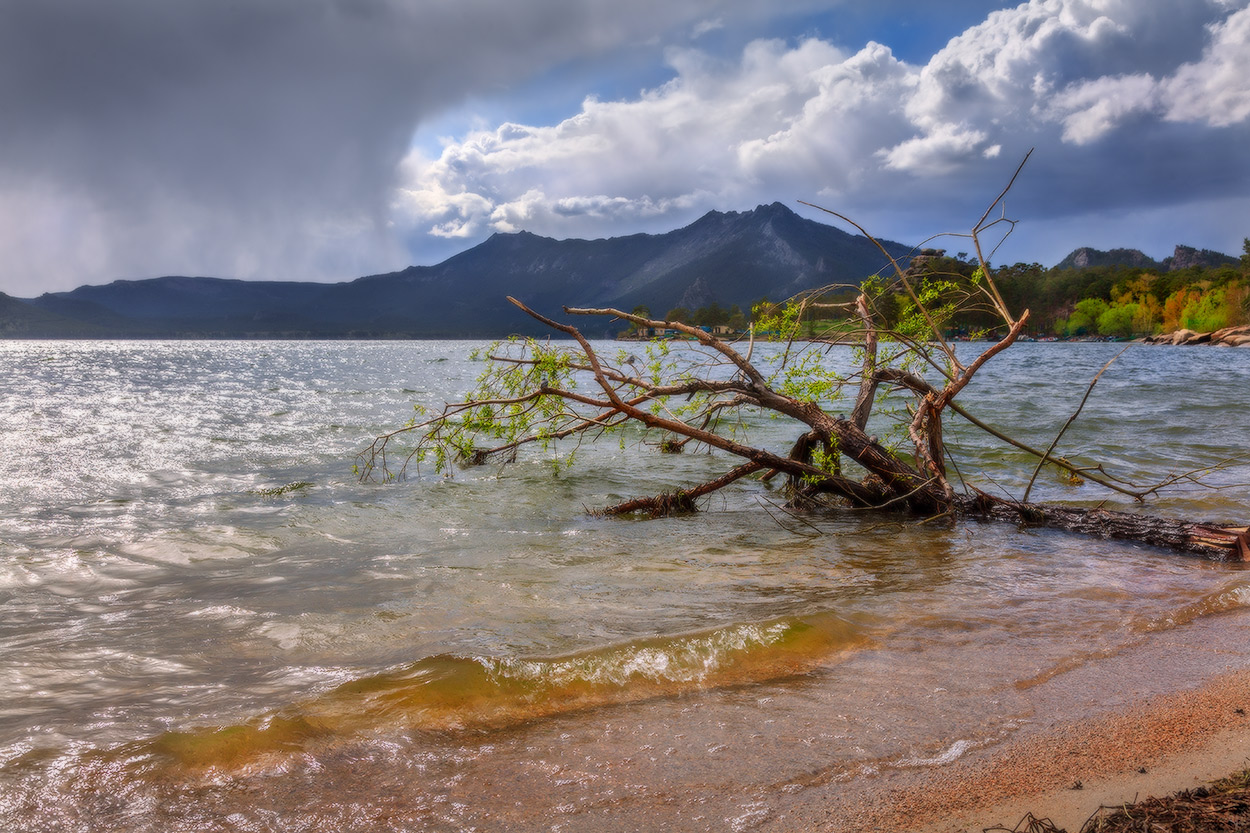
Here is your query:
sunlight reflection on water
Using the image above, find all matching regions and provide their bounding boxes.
[0,339,1248,831]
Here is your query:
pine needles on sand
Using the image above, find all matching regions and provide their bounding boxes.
[1080,769,1250,833]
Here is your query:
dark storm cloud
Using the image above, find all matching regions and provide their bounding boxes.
[0,0,779,294]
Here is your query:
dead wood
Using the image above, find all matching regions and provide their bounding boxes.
[361,158,1245,560]
[959,493,1250,561]
[1078,769,1250,832]
[597,462,767,518]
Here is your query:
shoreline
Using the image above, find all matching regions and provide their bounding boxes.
[818,668,1250,832]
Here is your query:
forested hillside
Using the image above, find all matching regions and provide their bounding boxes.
[757,241,1250,340]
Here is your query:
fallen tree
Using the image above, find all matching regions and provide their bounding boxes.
[360,160,1248,561]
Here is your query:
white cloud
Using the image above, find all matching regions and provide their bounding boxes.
[692,17,724,38]
[1041,4,1250,142]
[888,0,1244,160]
[396,37,920,239]
[1048,73,1158,143]
[396,0,1250,262]
[1160,5,1250,126]
[878,123,991,174]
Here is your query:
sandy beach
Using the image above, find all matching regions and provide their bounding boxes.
[815,668,1250,832]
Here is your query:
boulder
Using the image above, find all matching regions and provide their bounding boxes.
[1143,326,1250,346]
[1211,325,1250,345]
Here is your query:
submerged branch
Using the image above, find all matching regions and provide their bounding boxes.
[960,492,1250,561]
[596,462,767,518]
[362,154,1246,561]
[945,401,1148,500]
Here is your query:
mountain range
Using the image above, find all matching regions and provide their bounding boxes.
[0,203,1237,338]
[1054,244,1238,272]
[0,203,908,339]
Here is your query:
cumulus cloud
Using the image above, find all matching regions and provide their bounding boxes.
[1040,4,1250,142]
[397,37,920,240]
[0,0,788,294]
[692,18,725,38]
[878,123,990,174]
[1160,4,1250,126]
[398,0,1250,263]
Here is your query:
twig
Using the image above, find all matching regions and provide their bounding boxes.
[1022,345,1128,504]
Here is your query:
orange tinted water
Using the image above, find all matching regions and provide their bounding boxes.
[0,340,1248,831]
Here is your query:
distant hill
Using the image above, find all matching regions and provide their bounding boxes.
[1161,244,1239,271]
[0,291,109,337]
[9,203,912,338]
[26,277,334,337]
[10,208,1235,339]
[1054,247,1161,271]
[1055,244,1236,272]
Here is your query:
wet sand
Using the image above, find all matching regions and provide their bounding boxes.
[813,668,1250,833]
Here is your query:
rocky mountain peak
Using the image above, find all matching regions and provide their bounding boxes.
[1162,244,1238,271]
[1054,247,1160,271]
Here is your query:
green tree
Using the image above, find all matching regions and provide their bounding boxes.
[1065,298,1109,336]
[749,298,776,323]
[1181,288,1230,332]
[1097,304,1137,338]
[694,302,728,326]
[1227,284,1250,326]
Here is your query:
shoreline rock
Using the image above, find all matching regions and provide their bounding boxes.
[1142,325,1250,346]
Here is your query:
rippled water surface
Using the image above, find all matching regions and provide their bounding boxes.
[1,339,1248,831]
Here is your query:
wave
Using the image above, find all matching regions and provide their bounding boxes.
[141,612,874,772]
[1016,581,1250,690]
[1014,644,1128,690]
[894,738,977,768]
[1134,581,1250,634]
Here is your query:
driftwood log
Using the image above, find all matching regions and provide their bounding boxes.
[360,164,1246,561]
[360,295,1248,562]
[956,496,1250,561]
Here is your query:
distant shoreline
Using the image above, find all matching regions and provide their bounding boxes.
[2,324,1248,344]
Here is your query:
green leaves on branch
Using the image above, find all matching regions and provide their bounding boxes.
[896,275,960,342]
[422,339,584,472]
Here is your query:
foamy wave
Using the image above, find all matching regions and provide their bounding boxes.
[489,620,800,688]
[136,612,875,771]
[895,738,975,768]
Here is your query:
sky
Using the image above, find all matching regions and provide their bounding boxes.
[1,0,1248,298]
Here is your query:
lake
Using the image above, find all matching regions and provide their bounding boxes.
[1,339,1248,831]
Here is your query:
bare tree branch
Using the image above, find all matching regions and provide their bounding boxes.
[360,152,1247,560]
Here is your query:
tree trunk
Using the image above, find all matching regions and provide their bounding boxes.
[957,494,1250,561]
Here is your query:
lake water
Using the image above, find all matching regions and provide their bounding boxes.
[1,339,1248,832]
